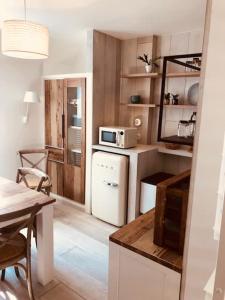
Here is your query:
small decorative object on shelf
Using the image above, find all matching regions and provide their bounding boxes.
[72,114,82,127]
[188,82,199,105]
[178,120,190,138]
[186,57,201,72]
[177,112,197,139]
[137,54,161,73]
[188,112,197,137]
[164,93,179,105]
[130,95,141,104]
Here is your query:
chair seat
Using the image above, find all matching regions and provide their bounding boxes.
[19,174,51,189]
[0,233,26,265]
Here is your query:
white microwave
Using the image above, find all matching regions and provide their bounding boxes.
[99,126,137,149]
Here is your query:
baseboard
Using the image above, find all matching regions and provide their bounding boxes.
[51,193,86,212]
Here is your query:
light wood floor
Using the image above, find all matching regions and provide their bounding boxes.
[0,201,117,300]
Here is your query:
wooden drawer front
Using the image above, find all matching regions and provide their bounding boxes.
[46,147,64,163]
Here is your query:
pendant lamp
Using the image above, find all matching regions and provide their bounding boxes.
[1,0,49,59]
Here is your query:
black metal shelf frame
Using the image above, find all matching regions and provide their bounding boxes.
[157,53,202,146]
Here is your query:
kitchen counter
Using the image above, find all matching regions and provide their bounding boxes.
[92,144,158,154]
[110,209,182,273]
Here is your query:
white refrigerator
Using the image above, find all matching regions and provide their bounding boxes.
[92,151,128,227]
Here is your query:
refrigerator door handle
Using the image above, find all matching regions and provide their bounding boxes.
[103,180,118,187]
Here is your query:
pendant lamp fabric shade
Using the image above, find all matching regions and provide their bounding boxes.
[1,20,49,59]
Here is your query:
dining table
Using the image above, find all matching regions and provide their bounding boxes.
[0,176,56,286]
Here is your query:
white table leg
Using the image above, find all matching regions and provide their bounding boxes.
[36,205,54,285]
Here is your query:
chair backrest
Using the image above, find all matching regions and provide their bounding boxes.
[18,149,49,173]
[16,167,50,192]
[0,204,41,251]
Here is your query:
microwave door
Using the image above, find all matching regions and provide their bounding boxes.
[101,131,117,145]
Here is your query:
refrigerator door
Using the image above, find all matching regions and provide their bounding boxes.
[92,151,128,226]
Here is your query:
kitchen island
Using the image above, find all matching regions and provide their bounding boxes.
[108,209,182,300]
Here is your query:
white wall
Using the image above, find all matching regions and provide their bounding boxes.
[182,0,225,298]
[43,30,87,75]
[0,51,44,180]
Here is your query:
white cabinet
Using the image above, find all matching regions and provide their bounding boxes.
[109,242,181,300]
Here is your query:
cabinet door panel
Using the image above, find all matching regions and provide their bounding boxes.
[109,243,180,300]
[64,164,82,203]
[63,78,86,203]
[45,80,64,148]
[47,160,64,196]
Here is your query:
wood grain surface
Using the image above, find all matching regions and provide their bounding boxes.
[109,209,182,273]
[45,80,64,149]
[0,177,55,216]
[92,30,121,144]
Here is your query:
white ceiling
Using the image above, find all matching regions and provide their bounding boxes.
[0,0,207,39]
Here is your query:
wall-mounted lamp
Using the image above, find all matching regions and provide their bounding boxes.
[22,91,40,124]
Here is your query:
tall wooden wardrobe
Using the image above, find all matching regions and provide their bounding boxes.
[45,78,86,204]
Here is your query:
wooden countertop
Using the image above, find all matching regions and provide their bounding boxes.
[92,144,158,155]
[109,209,183,273]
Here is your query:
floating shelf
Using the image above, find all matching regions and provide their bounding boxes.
[127,103,157,108]
[121,73,160,79]
[164,104,197,110]
[69,126,82,129]
[157,145,193,158]
[161,135,194,146]
[71,148,81,154]
[166,71,200,78]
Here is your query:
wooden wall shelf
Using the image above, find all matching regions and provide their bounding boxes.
[121,73,160,79]
[157,145,193,158]
[71,148,81,153]
[122,71,200,79]
[162,135,194,146]
[164,105,197,110]
[127,103,157,108]
[69,126,82,129]
[166,71,200,78]
[158,53,202,146]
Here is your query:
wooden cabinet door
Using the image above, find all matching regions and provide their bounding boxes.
[63,78,86,203]
[45,80,64,149]
[63,164,82,202]
[47,160,64,196]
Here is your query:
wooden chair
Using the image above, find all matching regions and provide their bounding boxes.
[17,149,51,196]
[16,167,51,196]
[0,204,42,300]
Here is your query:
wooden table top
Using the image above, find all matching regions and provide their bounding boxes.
[0,177,55,216]
[109,209,183,273]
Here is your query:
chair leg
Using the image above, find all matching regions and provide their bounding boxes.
[14,266,20,278]
[33,217,37,247]
[1,269,6,281]
[27,260,35,300]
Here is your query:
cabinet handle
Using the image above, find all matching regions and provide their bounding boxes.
[62,114,65,139]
